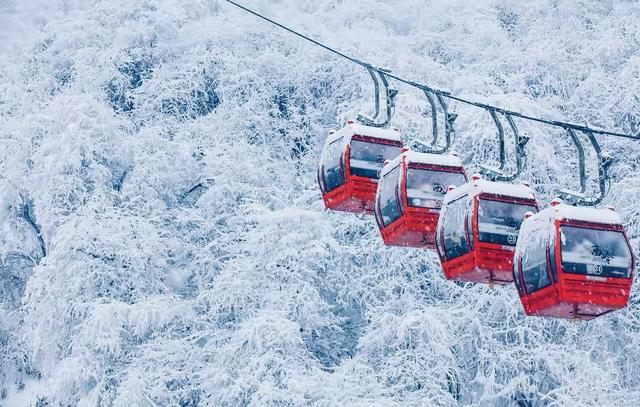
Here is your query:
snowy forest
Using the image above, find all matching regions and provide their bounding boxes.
[1,0,640,405]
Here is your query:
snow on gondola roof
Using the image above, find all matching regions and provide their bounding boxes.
[326,122,402,145]
[443,176,536,204]
[380,150,464,177]
[543,202,623,225]
[404,151,463,168]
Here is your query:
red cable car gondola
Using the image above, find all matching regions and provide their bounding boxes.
[513,200,635,320]
[374,148,467,248]
[435,175,539,285]
[318,122,403,214]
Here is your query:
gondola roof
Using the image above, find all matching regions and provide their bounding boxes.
[443,177,536,204]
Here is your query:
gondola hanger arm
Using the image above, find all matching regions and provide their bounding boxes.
[413,87,457,154]
[480,112,529,182]
[479,109,506,180]
[357,66,396,128]
[556,127,611,206]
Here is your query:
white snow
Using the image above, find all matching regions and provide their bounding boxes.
[349,122,403,142]
[327,122,403,145]
[404,150,464,168]
[380,150,464,177]
[2,377,47,407]
[520,202,625,235]
[543,202,623,225]
[443,177,536,204]
[1,0,640,405]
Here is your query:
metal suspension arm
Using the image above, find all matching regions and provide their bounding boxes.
[424,90,438,149]
[435,93,457,152]
[581,130,612,206]
[505,114,529,181]
[425,90,439,148]
[480,109,507,180]
[378,71,397,128]
[480,112,529,182]
[557,127,612,206]
[569,128,587,194]
[491,109,506,171]
[557,127,600,206]
[357,66,380,124]
[416,91,456,154]
[414,89,440,152]
[357,67,397,128]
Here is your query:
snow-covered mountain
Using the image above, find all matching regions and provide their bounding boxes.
[1,0,639,405]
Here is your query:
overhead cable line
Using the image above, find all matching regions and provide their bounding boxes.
[223,0,639,140]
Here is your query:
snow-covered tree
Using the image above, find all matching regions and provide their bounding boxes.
[1,0,639,405]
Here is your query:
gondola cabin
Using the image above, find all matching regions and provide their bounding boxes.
[435,175,539,285]
[374,149,467,248]
[318,122,403,214]
[513,201,635,320]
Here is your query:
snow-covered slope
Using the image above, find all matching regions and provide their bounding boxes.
[1,0,639,405]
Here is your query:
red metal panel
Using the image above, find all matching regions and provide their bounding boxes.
[322,178,377,214]
[379,211,439,248]
[441,251,476,281]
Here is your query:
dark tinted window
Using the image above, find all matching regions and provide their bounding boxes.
[521,233,551,293]
[467,206,474,250]
[560,226,633,278]
[406,168,466,209]
[441,196,470,260]
[513,260,524,296]
[321,138,344,192]
[477,199,537,246]
[379,165,402,226]
[548,241,558,283]
[349,140,401,179]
